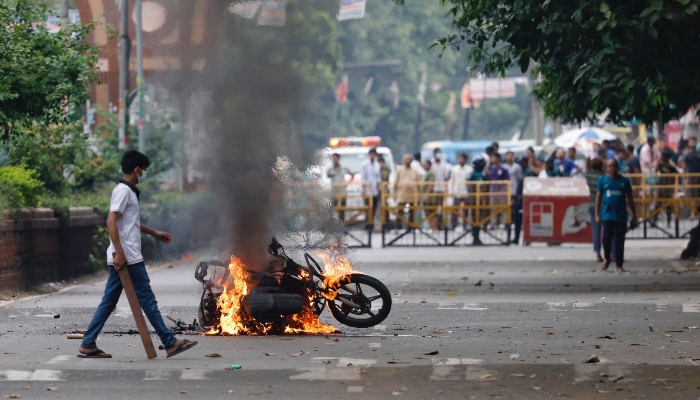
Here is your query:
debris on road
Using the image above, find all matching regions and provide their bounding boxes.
[585,356,600,363]
[510,354,520,360]
[478,374,492,380]
[67,333,83,339]
[6,395,21,399]
[597,335,615,339]
[46,387,58,391]
[205,353,222,358]
[289,351,306,357]
[53,314,60,319]
[265,352,276,356]
[424,350,439,355]
[474,280,483,287]
[224,365,242,370]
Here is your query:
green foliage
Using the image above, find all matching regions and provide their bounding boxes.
[434,0,700,125]
[0,165,44,208]
[88,225,109,271]
[0,0,99,130]
[323,0,531,154]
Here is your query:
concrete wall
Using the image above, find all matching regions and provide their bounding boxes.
[0,207,105,291]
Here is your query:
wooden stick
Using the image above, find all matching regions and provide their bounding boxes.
[116,264,158,359]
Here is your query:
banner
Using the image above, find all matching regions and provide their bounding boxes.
[230,1,262,19]
[335,75,349,103]
[469,77,522,100]
[258,1,286,26]
[338,0,366,21]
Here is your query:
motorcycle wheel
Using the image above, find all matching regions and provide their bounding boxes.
[328,274,392,328]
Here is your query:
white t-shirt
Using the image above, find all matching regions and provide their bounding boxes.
[449,164,474,196]
[431,159,452,192]
[106,183,143,265]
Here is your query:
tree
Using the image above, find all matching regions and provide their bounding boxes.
[431,0,700,125]
[0,0,98,131]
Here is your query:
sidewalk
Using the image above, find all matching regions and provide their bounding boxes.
[352,239,687,264]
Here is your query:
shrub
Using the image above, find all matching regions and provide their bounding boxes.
[0,166,44,209]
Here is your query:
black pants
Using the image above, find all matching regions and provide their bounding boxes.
[602,220,627,267]
[365,195,379,227]
[331,198,346,222]
[512,200,523,243]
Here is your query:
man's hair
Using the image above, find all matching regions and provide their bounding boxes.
[505,150,514,156]
[590,157,604,172]
[648,137,656,144]
[491,152,502,161]
[568,147,576,153]
[526,146,534,153]
[485,146,495,155]
[458,152,468,161]
[492,141,499,147]
[414,152,422,161]
[433,147,441,154]
[616,147,626,154]
[121,150,150,174]
[424,160,432,167]
[602,140,610,146]
[626,144,635,153]
[332,153,340,158]
[368,148,377,155]
[378,155,385,162]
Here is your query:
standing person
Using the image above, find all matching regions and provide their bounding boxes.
[526,147,543,176]
[511,156,529,245]
[491,141,500,156]
[554,147,582,177]
[655,149,678,227]
[421,160,439,232]
[568,147,584,177]
[378,156,391,226]
[596,158,638,274]
[411,152,426,177]
[505,151,523,234]
[640,137,661,174]
[327,153,352,222]
[449,153,473,231]
[586,158,606,262]
[431,147,451,227]
[541,156,564,178]
[682,138,700,219]
[394,154,421,228]
[601,140,616,159]
[468,156,489,245]
[361,148,381,228]
[626,144,641,174]
[488,153,510,226]
[615,148,629,173]
[79,150,198,359]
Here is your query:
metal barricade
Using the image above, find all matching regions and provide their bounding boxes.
[627,172,700,239]
[379,181,512,247]
[330,182,374,247]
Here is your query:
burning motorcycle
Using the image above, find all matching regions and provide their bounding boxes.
[195,238,392,334]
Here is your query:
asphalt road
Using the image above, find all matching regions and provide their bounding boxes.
[1,240,699,399]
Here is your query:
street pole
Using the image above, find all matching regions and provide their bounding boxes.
[59,0,68,23]
[136,0,145,153]
[118,0,131,149]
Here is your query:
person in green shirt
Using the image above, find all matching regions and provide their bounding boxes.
[585,158,607,262]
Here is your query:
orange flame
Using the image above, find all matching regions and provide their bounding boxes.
[207,250,358,336]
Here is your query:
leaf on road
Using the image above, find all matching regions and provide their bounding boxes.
[45,388,57,391]
[265,352,276,356]
[290,351,306,357]
[7,395,21,399]
[474,280,483,287]
[478,374,492,380]
[597,336,614,339]
[510,374,525,377]
[545,330,554,335]
[585,356,600,363]
[532,387,542,390]
[597,390,612,393]
[649,326,654,332]
[424,350,439,355]
[180,390,187,394]
[447,291,456,297]
[420,300,428,304]
[347,363,353,367]
[662,333,672,337]
[432,330,441,334]
[205,353,222,358]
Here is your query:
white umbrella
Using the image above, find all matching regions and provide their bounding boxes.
[554,127,617,149]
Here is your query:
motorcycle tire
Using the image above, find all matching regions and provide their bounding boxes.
[328,273,392,328]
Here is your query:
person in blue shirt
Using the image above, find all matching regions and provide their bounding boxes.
[614,148,629,173]
[553,147,582,177]
[595,158,638,274]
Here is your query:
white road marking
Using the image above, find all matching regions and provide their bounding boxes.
[290,367,360,381]
[430,365,461,381]
[0,370,63,381]
[309,357,338,364]
[687,358,698,366]
[438,303,459,310]
[373,325,386,331]
[682,304,700,313]
[432,358,461,365]
[656,304,667,312]
[180,369,209,380]
[338,358,377,367]
[46,355,72,364]
[144,370,171,380]
[369,343,381,348]
[347,386,364,393]
[462,303,489,311]
[546,301,568,311]
[462,358,485,365]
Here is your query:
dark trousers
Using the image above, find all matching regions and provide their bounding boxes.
[365,195,379,227]
[332,198,346,222]
[602,220,627,267]
[512,200,523,243]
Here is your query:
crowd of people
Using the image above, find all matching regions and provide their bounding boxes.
[327,137,700,271]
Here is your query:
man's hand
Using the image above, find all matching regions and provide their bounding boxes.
[595,215,601,224]
[154,231,172,244]
[629,217,639,230]
[113,251,127,271]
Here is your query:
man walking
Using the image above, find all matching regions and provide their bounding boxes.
[431,148,451,227]
[596,158,637,274]
[79,150,197,359]
[361,148,381,228]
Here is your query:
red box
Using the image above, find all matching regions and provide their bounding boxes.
[523,177,592,244]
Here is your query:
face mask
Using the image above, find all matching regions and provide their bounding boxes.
[138,168,147,184]
[436,153,442,161]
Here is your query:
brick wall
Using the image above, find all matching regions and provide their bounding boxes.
[0,207,105,291]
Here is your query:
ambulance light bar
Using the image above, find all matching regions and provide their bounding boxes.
[329,136,381,148]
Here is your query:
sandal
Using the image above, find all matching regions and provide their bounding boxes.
[166,339,198,358]
[77,349,112,359]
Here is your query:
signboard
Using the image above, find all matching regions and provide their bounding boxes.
[522,178,592,244]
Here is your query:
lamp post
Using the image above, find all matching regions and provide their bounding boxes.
[136,0,145,153]
[118,0,131,149]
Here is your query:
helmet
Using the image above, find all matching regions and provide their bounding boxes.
[472,155,487,172]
